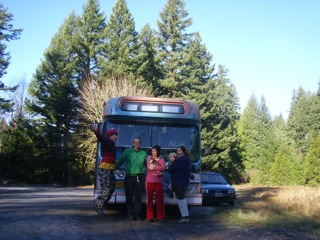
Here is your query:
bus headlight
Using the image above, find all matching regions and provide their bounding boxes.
[115,170,125,178]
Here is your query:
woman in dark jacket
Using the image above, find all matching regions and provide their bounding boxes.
[167,145,191,223]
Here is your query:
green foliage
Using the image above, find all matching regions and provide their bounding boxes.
[0,115,40,183]
[238,94,260,170]
[238,94,278,184]
[99,0,139,81]
[270,144,294,185]
[72,0,107,80]
[304,136,320,185]
[201,66,243,183]
[136,24,163,93]
[0,3,22,113]
[156,0,195,98]
[26,13,81,185]
[287,87,313,155]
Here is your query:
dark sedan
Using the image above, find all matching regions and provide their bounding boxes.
[201,171,236,206]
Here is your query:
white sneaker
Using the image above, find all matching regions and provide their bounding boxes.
[177,217,190,223]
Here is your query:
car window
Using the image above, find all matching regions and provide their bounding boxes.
[201,174,228,184]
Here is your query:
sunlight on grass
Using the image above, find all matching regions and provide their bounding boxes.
[218,185,320,236]
[272,186,320,218]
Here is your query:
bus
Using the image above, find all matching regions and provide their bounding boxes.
[94,96,203,209]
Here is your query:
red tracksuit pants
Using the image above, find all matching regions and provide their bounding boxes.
[146,182,165,220]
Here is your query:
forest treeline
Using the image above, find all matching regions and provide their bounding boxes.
[0,0,319,186]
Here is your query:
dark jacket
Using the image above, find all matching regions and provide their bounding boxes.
[167,154,191,187]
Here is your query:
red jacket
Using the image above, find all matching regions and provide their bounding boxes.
[94,131,116,164]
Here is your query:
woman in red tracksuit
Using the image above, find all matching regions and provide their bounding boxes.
[145,145,166,223]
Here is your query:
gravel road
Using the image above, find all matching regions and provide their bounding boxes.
[0,185,318,240]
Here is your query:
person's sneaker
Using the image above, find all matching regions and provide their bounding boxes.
[177,217,190,223]
[146,218,153,223]
[94,202,104,216]
[158,218,165,223]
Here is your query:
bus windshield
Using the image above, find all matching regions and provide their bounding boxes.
[104,120,200,163]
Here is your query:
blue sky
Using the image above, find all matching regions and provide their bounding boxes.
[2,0,319,120]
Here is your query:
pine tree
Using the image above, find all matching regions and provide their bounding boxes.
[201,65,243,182]
[256,96,275,184]
[270,144,295,186]
[26,13,80,184]
[0,3,22,113]
[304,136,320,185]
[238,94,260,173]
[287,87,312,155]
[0,114,40,182]
[156,0,194,98]
[99,0,139,81]
[136,23,163,93]
[72,0,107,80]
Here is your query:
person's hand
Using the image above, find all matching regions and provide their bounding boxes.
[90,123,98,132]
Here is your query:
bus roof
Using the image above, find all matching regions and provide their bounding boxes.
[103,96,200,123]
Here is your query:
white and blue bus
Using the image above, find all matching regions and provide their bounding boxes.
[94,96,202,209]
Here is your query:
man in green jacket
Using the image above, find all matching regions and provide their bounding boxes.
[116,137,147,221]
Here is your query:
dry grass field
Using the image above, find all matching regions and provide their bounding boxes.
[217,185,320,236]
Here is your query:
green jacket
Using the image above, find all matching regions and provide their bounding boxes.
[116,148,147,176]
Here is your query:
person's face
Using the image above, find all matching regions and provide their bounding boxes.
[152,148,158,157]
[169,155,175,161]
[133,139,141,150]
[109,134,118,143]
[177,148,184,157]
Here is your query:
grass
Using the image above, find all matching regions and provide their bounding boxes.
[216,185,320,236]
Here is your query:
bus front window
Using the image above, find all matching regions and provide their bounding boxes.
[152,125,199,150]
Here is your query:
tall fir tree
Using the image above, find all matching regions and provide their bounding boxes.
[26,13,80,184]
[255,96,275,184]
[304,136,320,185]
[0,3,22,113]
[156,0,194,98]
[201,65,243,182]
[287,87,312,155]
[238,94,260,174]
[99,0,140,82]
[136,23,163,93]
[72,0,107,81]
[270,144,295,186]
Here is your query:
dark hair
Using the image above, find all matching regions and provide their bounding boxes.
[177,145,188,155]
[152,145,161,157]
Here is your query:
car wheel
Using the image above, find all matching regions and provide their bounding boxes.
[229,201,235,206]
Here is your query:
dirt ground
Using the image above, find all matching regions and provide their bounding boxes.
[0,185,318,240]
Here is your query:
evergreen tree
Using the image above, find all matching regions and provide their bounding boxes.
[99,0,139,81]
[26,13,80,184]
[287,87,312,155]
[0,3,22,113]
[238,94,260,176]
[308,92,320,136]
[255,96,275,184]
[72,0,107,80]
[0,114,40,183]
[136,24,163,93]
[201,65,243,183]
[304,136,320,185]
[270,144,295,186]
[156,0,195,98]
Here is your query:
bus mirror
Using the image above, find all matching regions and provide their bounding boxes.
[205,147,212,155]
